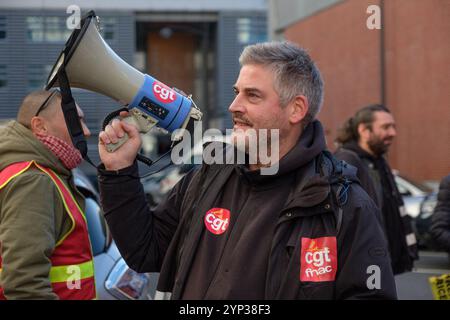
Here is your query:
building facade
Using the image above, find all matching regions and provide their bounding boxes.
[270,0,449,182]
[0,0,267,164]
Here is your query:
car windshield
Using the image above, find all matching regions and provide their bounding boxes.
[398,175,433,193]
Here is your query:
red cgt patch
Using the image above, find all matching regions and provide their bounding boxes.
[204,208,230,235]
[300,236,337,282]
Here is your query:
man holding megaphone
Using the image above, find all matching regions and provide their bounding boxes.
[45,11,202,160]
[96,41,397,300]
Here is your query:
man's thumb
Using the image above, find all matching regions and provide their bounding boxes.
[121,120,140,138]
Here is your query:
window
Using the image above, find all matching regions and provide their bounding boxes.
[26,15,116,43]
[26,17,44,42]
[0,65,7,88]
[26,16,71,42]
[237,18,251,44]
[395,180,410,196]
[28,65,44,90]
[99,17,117,41]
[27,65,52,90]
[0,16,6,39]
[237,17,267,45]
[45,16,71,42]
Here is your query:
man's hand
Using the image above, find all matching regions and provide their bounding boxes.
[98,111,142,171]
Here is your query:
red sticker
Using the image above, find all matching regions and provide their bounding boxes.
[152,81,177,104]
[204,208,230,235]
[300,237,337,282]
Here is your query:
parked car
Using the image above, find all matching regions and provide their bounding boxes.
[73,168,158,299]
[394,173,434,218]
[142,163,196,208]
[142,133,230,207]
[393,172,438,249]
[416,192,439,249]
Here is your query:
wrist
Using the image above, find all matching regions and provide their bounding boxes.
[104,160,134,171]
[98,161,139,184]
[98,160,137,175]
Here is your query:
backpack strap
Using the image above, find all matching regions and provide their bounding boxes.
[318,151,353,236]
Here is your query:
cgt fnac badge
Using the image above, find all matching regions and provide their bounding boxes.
[152,81,177,104]
[300,236,337,282]
[204,208,230,235]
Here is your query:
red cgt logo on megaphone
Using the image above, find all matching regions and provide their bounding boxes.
[153,81,177,104]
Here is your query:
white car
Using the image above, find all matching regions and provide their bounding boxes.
[394,172,433,218]
[393,171,438,249]
[74,168,159,299]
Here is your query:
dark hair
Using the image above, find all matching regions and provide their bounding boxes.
[335,104,391,145]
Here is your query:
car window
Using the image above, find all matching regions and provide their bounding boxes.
[397,175,432,193]
[396,180,411,196]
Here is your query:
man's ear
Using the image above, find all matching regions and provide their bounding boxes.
[30,116,47,135]
[289,95,309,125]
[357,123,370,140]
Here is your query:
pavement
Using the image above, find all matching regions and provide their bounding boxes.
[395,250,450,300]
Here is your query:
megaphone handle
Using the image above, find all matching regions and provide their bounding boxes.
[105,132,130,153]
[105,115,139,153]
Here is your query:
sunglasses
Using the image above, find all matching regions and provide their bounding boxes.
[35,89,60,117]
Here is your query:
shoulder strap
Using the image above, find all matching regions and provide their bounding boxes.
[0,162,34,189]
[318,151,353,236]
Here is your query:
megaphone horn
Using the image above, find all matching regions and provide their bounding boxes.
[46,10,202,152]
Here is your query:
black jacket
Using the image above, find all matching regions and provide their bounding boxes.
[334,144,381,207]
[430,174,450,252]
[335,142,418,274]
[98,121,396,299]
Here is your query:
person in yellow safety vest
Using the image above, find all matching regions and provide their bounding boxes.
[0,90,96,299]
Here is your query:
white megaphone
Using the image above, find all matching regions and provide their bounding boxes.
[45,11,202,152]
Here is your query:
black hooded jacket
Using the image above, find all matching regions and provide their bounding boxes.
[335,141,418,274]
[98,121,397,299]
[430,174,450,252]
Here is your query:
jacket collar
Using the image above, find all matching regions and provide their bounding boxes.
[281,153,359,216]
[281,159,330,214]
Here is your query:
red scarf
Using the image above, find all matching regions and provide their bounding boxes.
[35,133,83,170]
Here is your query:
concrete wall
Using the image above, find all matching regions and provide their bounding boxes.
[0,0,267,12]
[282,0,450,181]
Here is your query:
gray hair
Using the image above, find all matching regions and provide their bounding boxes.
[239,41,324,125]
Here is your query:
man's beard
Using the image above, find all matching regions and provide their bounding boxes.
[231,128,273,154]
[231,112,253,154]
[368,135,391,156]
